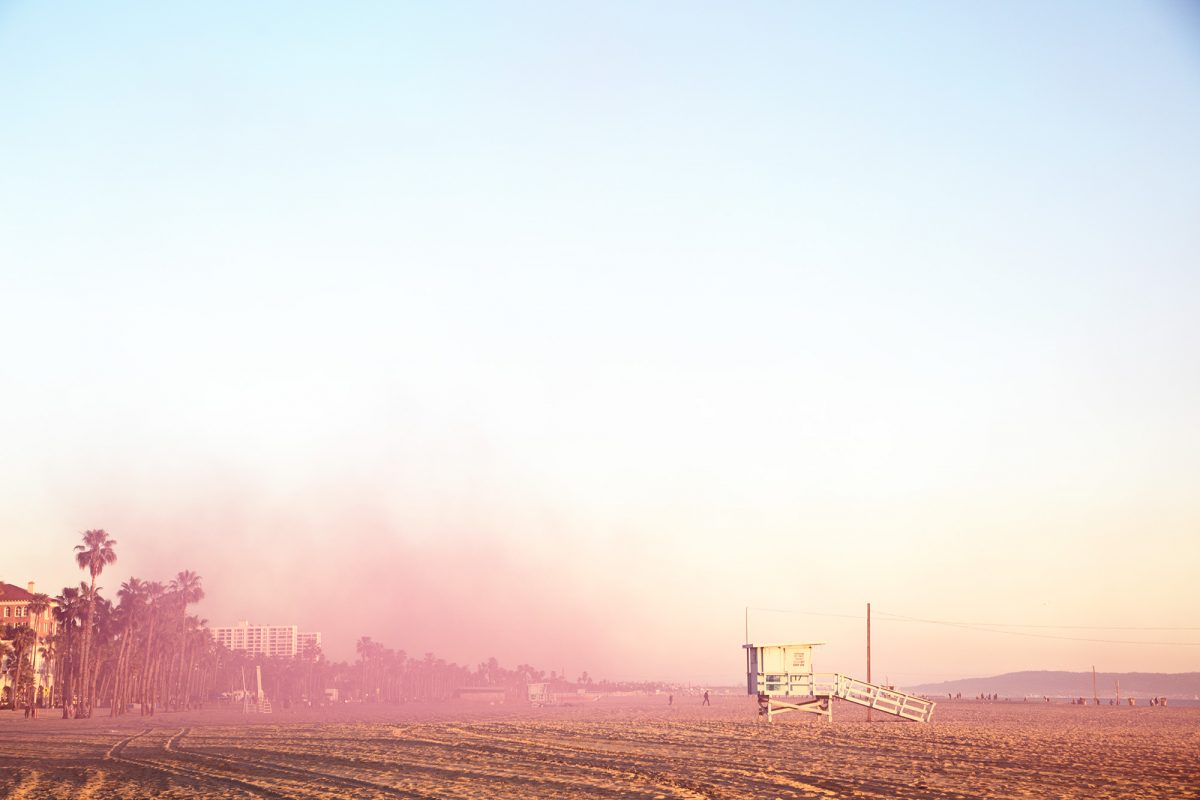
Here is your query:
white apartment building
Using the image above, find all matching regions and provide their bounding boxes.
[297,631,323,655]
[213,621,322,658]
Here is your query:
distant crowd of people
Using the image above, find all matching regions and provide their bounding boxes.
[1031,695,1170,706]
[945,692,1172,706]
[1066,695,1170,706]
[943,692,1004,701]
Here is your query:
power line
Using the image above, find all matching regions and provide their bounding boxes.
[745,606,862,620]
[874,612,1200,646]
[745,605,1200,645]
[873,612,1200,632]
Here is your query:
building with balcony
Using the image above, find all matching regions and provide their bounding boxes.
[0,581,57,706]
[0,581,55,638]
[213,621,322,658]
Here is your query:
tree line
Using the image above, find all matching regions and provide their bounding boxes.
[3,529,663,716]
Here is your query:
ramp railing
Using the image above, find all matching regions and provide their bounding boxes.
[754,672,935,722]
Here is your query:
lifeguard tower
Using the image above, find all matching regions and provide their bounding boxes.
[527,682,549,706]
[240,665,272,714]
[744,642,934,723]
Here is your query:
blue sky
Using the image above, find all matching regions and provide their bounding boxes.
[2,2,1198,681]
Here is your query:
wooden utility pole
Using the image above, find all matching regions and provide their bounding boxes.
[1092,666,1097,704]
[867,602,872,722]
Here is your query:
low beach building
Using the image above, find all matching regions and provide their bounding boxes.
[457,686,508,704]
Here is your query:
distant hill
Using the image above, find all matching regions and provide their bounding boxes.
[907,671,1200,699]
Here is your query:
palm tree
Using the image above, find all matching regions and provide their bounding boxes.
[170,570,204,606]
[87,594,117,712]
[180,616,209,709]
[357,636,376,701]
[25,592,51,708]
[137,581,165,715]
[53,585,87,717]
[166,572,203,709]
[74,528,117,717]
[110,578,146,716]
[5,625,37,710]
[0,640,12,708]
[37,638,57,708]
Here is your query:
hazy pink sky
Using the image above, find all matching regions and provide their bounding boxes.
[3,2,1199,684]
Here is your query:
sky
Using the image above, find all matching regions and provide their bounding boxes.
[1,1,1198,685]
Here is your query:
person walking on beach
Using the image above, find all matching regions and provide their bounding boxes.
[702,690,710,706]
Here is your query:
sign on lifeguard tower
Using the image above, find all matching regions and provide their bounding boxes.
[744,641,935,723]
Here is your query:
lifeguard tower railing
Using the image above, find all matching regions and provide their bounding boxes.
[750,670,935,723]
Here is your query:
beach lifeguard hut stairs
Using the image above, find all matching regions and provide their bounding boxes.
[745,642,935,723]
[240,665,273,714]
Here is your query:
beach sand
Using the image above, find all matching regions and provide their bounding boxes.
[0,696,1195,799]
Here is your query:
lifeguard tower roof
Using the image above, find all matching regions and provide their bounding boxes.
[742,642,824,649]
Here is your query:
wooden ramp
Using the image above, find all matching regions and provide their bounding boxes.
[758,673,935,723]
[827,674,935,723]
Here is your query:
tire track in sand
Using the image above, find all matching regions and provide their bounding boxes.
[434,723,713,800]
[106,727,292,798]
[437,722,969,800]
[74,768,107,800]
[167,726,443,800]
[193,731,637,800]
[6,769,40,800]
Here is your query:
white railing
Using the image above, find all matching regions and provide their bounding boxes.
[752,672,936,722]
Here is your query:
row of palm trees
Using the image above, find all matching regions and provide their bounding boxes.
[11,529,492,714]
[5,528,643,716]
[347,640,625,704]
[352,638,478,703]
[3,529,219,717]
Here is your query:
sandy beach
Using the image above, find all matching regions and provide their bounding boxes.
[1,696,1195,799]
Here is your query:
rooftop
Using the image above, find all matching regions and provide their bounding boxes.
[0,582,36,603]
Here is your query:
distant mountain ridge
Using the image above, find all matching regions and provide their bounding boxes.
[907,671,1200,698]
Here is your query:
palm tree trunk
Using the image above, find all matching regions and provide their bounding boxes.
[172,624,186,708]
[112,628,134,716]
[12,649,25,712]
[29,636,40,710]
[78,575,97,717]
[98,666,115,711]
[139,615,157,715]
[185,642,198,709]
[87,647,102,716]
[60,628,74,719]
